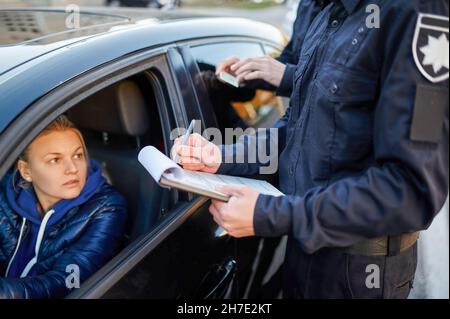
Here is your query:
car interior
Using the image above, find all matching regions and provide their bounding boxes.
[67,73,169,244]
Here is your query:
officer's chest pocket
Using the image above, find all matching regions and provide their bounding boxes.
[310,63,377,174]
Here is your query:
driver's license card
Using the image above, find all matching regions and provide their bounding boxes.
[219,71,240,88]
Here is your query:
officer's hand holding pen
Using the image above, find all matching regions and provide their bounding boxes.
[170,121,259,238]
[171,128,260,238]
[171,133,222,174]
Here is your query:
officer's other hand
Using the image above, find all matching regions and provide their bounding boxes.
[171,133,222,173]
[216,56,240,77]
[231,56,286,88]
[209,185,259,238]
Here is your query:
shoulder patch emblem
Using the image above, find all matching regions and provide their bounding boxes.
[413,13,449,83]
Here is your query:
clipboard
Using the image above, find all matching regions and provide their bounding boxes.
[160,177,230,202]
[138,146,284,202]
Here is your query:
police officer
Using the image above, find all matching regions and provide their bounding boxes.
[173,0,449,298]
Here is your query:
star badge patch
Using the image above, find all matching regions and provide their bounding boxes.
[413,13,449,83]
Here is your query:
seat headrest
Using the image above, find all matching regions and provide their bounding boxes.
[68,80,149,136]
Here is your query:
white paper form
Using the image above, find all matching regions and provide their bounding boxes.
[138,145,183,183]
[138,146,284,197]
[183,171,284,197]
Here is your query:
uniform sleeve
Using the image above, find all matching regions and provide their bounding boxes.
[253,3,449,254]
[240,58,295,96]
[218,105,292,177]
[275,63,296,98]
[274,36,298,97]
[0,197,127,299]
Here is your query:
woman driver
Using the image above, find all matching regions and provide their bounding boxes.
[0,115,127,298]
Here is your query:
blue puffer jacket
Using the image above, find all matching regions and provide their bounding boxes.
[0,161,127,298]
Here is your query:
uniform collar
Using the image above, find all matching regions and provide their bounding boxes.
[336,0,361,14]
[317,0,361,14]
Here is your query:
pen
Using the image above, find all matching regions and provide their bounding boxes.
[173,119,198,163]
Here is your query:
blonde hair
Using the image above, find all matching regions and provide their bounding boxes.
[16,115,89,189]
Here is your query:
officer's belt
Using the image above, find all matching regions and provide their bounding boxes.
[336,232,420,256]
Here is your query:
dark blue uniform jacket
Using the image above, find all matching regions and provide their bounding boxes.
[220,0,449,258]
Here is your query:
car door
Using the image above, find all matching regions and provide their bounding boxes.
[0,46,239,298]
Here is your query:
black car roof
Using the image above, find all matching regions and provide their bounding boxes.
[0,8,285,133]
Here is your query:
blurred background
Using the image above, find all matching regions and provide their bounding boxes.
[0,0,300,35]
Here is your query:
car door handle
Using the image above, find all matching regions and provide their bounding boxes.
[196,258,237,299]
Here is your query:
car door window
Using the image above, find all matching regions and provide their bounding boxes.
[65,70,182,244]
[191,41,284,130]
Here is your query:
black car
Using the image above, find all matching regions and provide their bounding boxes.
[0,8,286,299]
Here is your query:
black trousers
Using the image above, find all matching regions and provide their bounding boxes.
[283,242,418,299]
